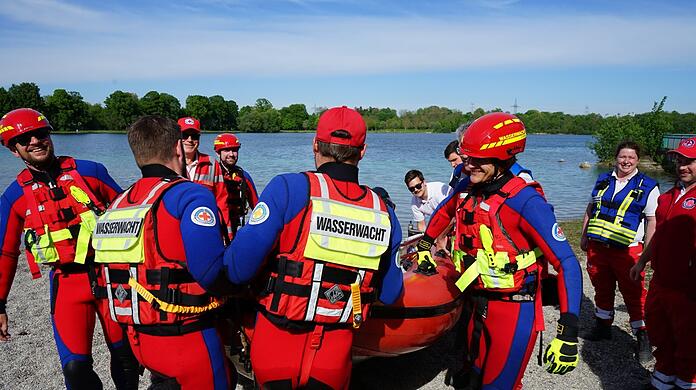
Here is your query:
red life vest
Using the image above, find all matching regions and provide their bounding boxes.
[18,156,105,277]
[94,178,220,326]
[455,176,544,293]
[191,153,223,190]
[259,172,390,327]
[222,165,250,235]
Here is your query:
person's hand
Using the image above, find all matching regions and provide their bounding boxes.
[415,239,437,275]
[629,260,647,282]
[0,313,10,341]
[580,236,588,252]
[543,315,578,375]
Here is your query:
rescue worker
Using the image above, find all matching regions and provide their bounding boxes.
[416,112,582,389]
[92,115,236,389]
[178,117,232,237]
[630,137,696,390]
[213,133,258,237]
[580,141,659,362]
[223,106,404,389]
[0,108,139,389]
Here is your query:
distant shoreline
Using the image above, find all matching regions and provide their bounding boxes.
[52,130,596,135]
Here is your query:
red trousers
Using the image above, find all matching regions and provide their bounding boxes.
[645,284,696,389]
[250,313,353,389]
[586,242,647,330]
[126,325,235,390]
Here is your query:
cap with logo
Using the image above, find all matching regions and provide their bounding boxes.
[315,106,366,148]
[177,117,201,133]
[668,137,696,159]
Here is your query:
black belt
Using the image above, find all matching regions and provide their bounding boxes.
[269,258,363,286]
[264,277,376,304]
[474,290,535,302]
[131,317,215,336]
[107,268,195,285]
[94,285,212,307]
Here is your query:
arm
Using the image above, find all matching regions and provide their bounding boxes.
[76,160,123,202]
[0,184,26,341]
[243,171,259,209]
[580,202,593,252]
[377,206,404,304]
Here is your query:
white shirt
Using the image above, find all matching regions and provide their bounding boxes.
[591,170,659,244]
[411,181,449,222]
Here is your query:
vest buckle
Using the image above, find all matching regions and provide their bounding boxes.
[49,186,67,201]
[503,262,518,274]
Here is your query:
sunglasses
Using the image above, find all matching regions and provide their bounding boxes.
[13,128,50,147]
[408,182,423,193]
[182,133,200,141]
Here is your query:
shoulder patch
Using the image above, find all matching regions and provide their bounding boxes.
[249,202,270,225]
[682,197,696,209]
[191,206,216,227]
[551,223,566,241]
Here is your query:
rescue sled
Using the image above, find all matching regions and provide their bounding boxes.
[352,233,464,357]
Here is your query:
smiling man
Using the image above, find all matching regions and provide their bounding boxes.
[0,108,139,389]
[178,117,232,238]
[404,169,449,232]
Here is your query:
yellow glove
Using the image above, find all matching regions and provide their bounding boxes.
[416,238,437,275]
[543,317,579,375]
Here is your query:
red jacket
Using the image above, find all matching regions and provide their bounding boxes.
[189,152,231,236]
[652,184,696,294]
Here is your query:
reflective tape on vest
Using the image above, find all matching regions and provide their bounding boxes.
[303,173,389,270]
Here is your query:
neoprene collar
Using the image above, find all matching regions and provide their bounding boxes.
[141,164,179,178]
[316,161,359,183]
[471,171,514,198]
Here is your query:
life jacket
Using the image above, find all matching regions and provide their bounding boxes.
[92,177,223,326]
[190,153,223,190]
[259,172,391,328]
[222,165,250,234]
[18,156,105,278]
[453,176,543,293]
[587,172,657,247]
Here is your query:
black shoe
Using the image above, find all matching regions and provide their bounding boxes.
[582,319,612,341]
[636,329,653,363]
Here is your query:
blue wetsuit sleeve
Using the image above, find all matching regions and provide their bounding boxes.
[378,206,404,304]
[75,159,123,194]
[509,189,582,317]
[224,174,307,284]
[243,170,259,207]
[161,183,227,291]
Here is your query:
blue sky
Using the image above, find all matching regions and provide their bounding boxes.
[1,0,695,115]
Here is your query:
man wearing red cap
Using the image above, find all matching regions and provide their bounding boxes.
[631,137,696,390]
[222,106,404,389]
[178,117,232,238]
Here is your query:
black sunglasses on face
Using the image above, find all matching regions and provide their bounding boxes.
[13,128,50,147]
[182,133,200,141]
[408,182,424,193]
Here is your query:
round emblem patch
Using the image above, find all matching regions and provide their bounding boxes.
[682,197,696,209]
[249,202,270,225]
[682,139,695,148]
[184,118,195,125]
[191,206,216,226]
[551,223,566,241]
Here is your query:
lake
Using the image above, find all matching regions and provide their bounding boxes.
[0,133,675,234]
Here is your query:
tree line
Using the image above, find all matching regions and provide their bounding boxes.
[1,83,695,162]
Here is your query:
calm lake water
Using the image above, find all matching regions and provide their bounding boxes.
[0,133,675,234]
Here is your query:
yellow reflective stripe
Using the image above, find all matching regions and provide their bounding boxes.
[51,228,73,241]
[455,264,480,291]
[127,278,224,314]
[587,218,636,238]
[351,281,362,329]
[593,186,609,219]
[74,211,97,264]
[614,191,636,225]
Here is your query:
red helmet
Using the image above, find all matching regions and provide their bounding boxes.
[213,133,241,152]
[459,112,526,160]
[0,108,53,147]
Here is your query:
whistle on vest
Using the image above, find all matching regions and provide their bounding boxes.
[351,281,362,329]
[69,186,102,215]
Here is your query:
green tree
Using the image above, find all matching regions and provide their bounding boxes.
[254,98,273,111]
[279,104,309,130]
[44,89,90,132]
[140,91,182,119]
[207,95,239,131]
[85,103,107,130]
[635,96,672,163]
[185,95,210,127]
[8,82,43,111]
[592,115,645,162]
[104,91,141,130]
[0,87,10,115]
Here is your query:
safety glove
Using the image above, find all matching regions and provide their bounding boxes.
[544,313,579,375]
[415,236,437,275]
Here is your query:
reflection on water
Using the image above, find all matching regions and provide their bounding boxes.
[0,133,675,236]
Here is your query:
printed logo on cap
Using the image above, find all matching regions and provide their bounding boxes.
[551,223,566,241]
[682,139,696,148]
[191,206,216,226]
[184,118,195,125]
[249,202,270,225]
[682,197,696,210]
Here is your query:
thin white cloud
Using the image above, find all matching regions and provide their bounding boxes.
[1,1,695,84]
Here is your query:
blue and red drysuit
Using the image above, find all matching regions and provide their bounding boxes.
[0,157,139,390]
[101,164,236,390]
[424,171,582,389]
[223,162,404,389]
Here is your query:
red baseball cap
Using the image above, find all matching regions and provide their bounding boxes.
[669,137,696,159]
[315,106,366,148]
[177,117,201,133]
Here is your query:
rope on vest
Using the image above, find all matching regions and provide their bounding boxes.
[127,278,224,314]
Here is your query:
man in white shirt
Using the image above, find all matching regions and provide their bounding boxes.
[404,169,450,232]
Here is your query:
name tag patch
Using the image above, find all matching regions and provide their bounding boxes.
[94,218,144,238]
[311,213,388,245]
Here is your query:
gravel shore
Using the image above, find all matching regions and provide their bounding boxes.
[0,251,653,390]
